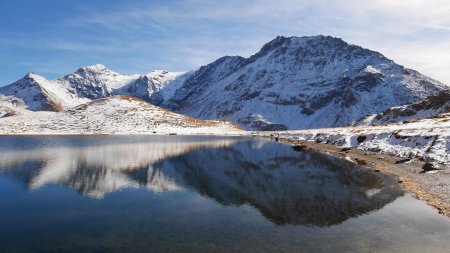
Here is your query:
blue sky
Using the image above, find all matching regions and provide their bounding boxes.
[1,0,450,86]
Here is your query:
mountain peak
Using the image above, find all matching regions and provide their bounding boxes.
[23,72,47,83]
[74,64,110,76]
[84,64,107,71]
[146,70,169,76]
[261,35,344,48]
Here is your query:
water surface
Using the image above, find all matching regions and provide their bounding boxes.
[0,136,449,252]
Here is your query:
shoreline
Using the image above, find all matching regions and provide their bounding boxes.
[0,132,244,137]
[257,135,450,217]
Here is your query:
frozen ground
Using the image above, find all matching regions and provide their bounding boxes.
[0,96,242,135]
[258,113,450,166]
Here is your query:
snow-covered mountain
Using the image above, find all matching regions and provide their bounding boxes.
[1,35,448,130]
[0,73,69,111]
[0,64,185,111]
[0,96,241,135]
[356,91,450,125]
[163,36,448,130]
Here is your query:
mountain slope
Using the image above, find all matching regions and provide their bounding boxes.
[0,96,241,135]
[0,73,68,111]
[356,91,450,125]
[163,36,448,130]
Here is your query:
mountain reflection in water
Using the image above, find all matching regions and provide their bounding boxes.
[0,136,403,227]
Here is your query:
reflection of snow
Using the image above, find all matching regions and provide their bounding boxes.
[0,138,237,198]
[146,166,181,193]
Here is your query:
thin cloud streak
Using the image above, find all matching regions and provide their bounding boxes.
[1,0,449,85]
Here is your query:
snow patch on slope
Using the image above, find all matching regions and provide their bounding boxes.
[0,96,242,135]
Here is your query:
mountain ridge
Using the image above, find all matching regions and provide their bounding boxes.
[0,64,185,111]
[1,35,448,130]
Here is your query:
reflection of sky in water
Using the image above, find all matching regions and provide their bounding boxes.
[0,136,449,253]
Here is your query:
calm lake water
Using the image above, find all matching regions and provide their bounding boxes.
[0,135,449,253]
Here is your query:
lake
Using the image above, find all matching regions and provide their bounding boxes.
[0,135,449,253]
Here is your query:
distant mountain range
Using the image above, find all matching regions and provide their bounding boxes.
[1,35,448,130]
[0,65,185,111]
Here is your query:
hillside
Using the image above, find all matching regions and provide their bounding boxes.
[356,91,450,126]
[0,96,241,135]
[261,112,450,166]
